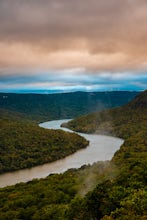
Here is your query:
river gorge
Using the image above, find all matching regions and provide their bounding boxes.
[0,119,124,187]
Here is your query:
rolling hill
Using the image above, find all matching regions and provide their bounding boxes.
[0,109,88,174]
[0,90,146,219]
[0,91,139,121]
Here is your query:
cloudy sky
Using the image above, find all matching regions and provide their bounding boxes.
[0,0,147,93]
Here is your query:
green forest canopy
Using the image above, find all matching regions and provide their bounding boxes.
[0,110,88,174]
[0,91,139,121]
[0,90,147,219]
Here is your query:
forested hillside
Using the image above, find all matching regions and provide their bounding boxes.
[62,90,147,219]
[0,91,139,121]
[65,90,147,138]
[0,110,88,174]
[0,91,146,219]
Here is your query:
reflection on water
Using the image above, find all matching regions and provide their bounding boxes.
[0,119,124,187]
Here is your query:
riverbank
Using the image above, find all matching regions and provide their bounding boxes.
[0,116,88,174]
[0,91,146,219]
[0,119,123,187]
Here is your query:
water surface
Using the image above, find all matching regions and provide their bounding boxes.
[0,119,124,187]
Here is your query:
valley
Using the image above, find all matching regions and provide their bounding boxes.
[0,91,146,220]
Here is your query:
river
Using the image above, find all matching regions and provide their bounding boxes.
[0,119,124,188]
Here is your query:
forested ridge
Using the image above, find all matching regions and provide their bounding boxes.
[65,90,147,139]
[0,110,88,174]
[63,90,147,219]
[0,91,146,219]
[0,91,139,121]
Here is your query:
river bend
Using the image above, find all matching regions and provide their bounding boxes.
[0,119,124,187]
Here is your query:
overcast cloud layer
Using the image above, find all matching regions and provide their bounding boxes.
[0,0,147,92]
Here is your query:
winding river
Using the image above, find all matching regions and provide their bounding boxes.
[0,119,124,188]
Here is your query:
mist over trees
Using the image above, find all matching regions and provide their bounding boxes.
[0,91,146,219]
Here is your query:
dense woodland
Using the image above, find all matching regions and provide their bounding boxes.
[0,91,139,121]
[0,110,88,173]
[64,90,147,138]
[0,91,147,219]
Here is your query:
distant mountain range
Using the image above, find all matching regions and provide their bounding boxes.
[0,91,139,121]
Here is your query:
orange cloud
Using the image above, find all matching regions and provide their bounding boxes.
[0,0,147,71]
